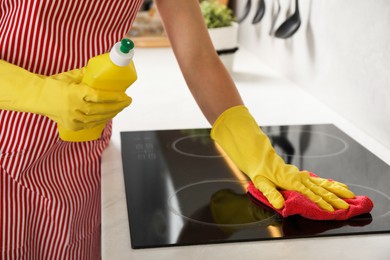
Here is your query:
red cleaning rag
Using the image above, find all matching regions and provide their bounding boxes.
[247,174,374,221]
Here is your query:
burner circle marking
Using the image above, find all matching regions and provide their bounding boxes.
[171,134,223,158]
[346,183,390,219]
[168,180,278,228]
[269,130,349,158]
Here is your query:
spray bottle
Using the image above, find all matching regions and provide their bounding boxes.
[58,38,137,142]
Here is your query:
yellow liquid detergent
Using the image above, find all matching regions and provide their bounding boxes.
[58,39,137,142]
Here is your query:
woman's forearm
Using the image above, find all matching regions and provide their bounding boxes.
[154,0,243,124]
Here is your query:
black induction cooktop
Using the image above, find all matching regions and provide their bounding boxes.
[120,124,390,249]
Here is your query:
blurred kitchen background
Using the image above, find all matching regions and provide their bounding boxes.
[235,0,390,150]
[131,0,390,149]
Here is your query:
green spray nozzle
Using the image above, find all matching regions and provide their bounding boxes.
[120,39,134,54]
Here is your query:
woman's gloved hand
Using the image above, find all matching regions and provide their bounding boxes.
[211,105,355,212]
[0,59,131,131]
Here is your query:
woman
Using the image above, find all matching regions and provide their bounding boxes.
[0,0,354,259]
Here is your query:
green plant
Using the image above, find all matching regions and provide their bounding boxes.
[200,0,236,29]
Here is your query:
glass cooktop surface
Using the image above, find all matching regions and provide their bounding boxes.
[120,124,390,249]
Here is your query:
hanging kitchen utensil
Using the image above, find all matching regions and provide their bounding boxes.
[252,0,266,24]
[274,0,301,38]
[237,0,252,23]
[269,0,281,35]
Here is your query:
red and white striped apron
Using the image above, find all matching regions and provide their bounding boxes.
[0,0,143,259]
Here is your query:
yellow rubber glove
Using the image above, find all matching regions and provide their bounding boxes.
[211,105,355,212]
[0,60,131,131]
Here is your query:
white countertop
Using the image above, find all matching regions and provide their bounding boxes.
[101,48,390,260]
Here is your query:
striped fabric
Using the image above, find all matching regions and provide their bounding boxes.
[0,0,143,259]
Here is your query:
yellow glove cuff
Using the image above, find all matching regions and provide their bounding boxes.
[211,105,265,177]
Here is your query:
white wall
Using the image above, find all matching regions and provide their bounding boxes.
[237,0,390,148]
